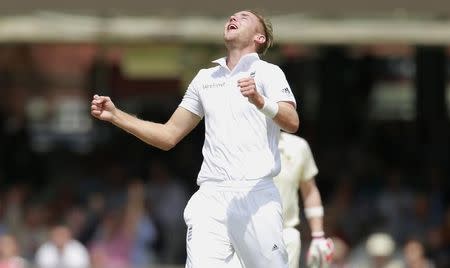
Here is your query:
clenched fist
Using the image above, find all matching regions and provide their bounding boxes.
[238,77,264,109]
[90,94,117,122]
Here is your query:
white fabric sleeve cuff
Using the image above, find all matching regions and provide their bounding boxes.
[259,96,279,119]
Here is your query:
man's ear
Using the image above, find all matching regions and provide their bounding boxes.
[255,34,266,45]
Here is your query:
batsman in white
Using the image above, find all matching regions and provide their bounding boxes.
[275,132,334,268]
[91,10,299,268]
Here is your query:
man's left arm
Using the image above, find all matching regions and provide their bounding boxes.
[300,179,334,266]
[300,179,325,235]
[272,101,299,133]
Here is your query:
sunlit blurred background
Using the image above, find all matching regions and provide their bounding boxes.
[0,1,449,268]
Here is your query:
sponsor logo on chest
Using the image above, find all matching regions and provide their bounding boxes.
[202,81,226,89]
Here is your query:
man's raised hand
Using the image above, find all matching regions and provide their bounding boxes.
[238,77,264,109]
[90,94,117,122]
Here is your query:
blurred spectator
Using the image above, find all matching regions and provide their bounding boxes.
[89,208,132,268]
[64,207,88,242]
[2,185,28,235]
[0,234,27,268]
[376,169,414,242]
[401,238,435,268]
[366,233,400,268]
[90,180,158,268]
[127,180,158,267]
[35,225,89,268]
[76,193,106,245]
[404,194,434,242]
[2,185,48,260]
[146,160,189,264]
[326,175,361,244]
[350,232,400,268]
[15,204,49,260]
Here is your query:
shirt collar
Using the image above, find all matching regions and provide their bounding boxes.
[212,52,260,71]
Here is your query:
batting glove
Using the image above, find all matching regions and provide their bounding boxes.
[306,234,334,268]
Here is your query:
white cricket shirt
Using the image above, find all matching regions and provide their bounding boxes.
[274,132,318,228]
[179,53,296,184]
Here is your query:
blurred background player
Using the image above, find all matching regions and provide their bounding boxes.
[274,132,334,268]
[91,9,299,268]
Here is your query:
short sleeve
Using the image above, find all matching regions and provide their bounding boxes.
[179,75,204,118]
[260,65,296,107]
[300,140,319,181]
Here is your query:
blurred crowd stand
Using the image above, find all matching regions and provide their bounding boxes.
[0,44,449,268]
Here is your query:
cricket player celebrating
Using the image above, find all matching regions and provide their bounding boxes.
[274,132,334,268]
[91,10,299,268]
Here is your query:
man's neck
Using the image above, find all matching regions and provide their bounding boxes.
[226,47,257,71]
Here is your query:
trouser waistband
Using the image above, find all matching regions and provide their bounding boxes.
[199,177,274,192]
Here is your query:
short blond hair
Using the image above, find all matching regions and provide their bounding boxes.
[248,10,273,55]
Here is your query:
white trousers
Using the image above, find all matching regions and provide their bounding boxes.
[183,179,288,268]
[283,227,301,268]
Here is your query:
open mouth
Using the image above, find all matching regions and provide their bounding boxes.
[227,24,238,31]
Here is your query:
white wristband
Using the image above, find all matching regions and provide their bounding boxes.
[304,206,324,219]
[259,96,279,119]
[311,231,325,238]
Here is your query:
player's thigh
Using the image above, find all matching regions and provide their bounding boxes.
[228,188,288,268]
[283,227,301,268]
[184,190,235,268]
[185,229,235,268]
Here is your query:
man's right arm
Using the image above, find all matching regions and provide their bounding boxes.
[91,95,201,151]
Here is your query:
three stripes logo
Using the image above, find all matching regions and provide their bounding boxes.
[272,244,279,251]
[187,226,193,242]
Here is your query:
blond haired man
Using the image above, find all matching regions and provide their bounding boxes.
[275,132,334,268]
[91,10,298,268]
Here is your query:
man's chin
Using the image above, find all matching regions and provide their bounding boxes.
[224,33,238,42]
